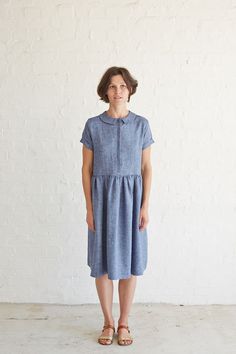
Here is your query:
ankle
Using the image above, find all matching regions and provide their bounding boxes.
[118,319,128,326]
[104,317,114,325]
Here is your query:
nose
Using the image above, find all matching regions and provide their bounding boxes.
[115,87,121,95]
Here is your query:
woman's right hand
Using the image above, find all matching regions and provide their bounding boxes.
[86,209,95,232]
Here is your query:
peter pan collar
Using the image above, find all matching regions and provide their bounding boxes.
[99,110,134,125]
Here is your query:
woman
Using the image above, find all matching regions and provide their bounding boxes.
[80,66,155,346]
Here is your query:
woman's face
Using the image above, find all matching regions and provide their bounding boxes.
[106,75,130,104]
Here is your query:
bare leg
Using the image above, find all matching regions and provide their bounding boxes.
[118,275,137,344]
[95,273,115,344]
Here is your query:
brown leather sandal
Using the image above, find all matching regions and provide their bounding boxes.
[98,324,115,345]
[117,324,133,346]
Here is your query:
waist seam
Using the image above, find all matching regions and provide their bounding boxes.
[92,174,142,177]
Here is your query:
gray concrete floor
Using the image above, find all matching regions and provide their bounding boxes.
[0,303,236,354]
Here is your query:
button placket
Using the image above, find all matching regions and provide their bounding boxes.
[120,120,125,172]
[117,120,122,173]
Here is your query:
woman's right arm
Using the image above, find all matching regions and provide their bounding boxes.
[81,145,95,231]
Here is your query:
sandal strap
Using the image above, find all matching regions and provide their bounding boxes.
[103,324,115,332]
[117,324,130,332]
[99,335,113,340]
[118,337,133,341]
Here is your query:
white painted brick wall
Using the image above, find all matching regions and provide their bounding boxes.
[0,0,235,304]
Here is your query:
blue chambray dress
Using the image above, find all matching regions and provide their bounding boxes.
[80,110,155,280]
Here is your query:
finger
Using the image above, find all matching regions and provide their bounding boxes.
[88,223,95,232]
[139,225,146,231]
[139,220,147,231]
[139,215,143,227]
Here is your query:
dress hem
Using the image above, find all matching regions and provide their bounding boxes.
[88,266,146,280]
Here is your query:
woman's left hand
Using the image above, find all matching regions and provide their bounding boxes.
[139,206,149,231]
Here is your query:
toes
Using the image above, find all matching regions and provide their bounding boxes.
[99,339,111,345]
[120,339,131,345]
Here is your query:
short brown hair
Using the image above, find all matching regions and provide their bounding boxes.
[97,66,138,103]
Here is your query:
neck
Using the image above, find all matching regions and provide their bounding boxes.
[106,105,129,118]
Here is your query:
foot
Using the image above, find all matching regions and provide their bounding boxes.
[117,323,133,345]
[98,322,115,345]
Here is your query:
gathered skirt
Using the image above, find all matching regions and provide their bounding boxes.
[87,174,148,280]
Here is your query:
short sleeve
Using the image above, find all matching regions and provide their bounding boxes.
[142,120,155,150]
[80,121,94,151]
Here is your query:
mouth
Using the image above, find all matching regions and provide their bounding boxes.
[114,97,122,99]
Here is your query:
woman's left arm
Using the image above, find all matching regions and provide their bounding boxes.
[139,146,153,231]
